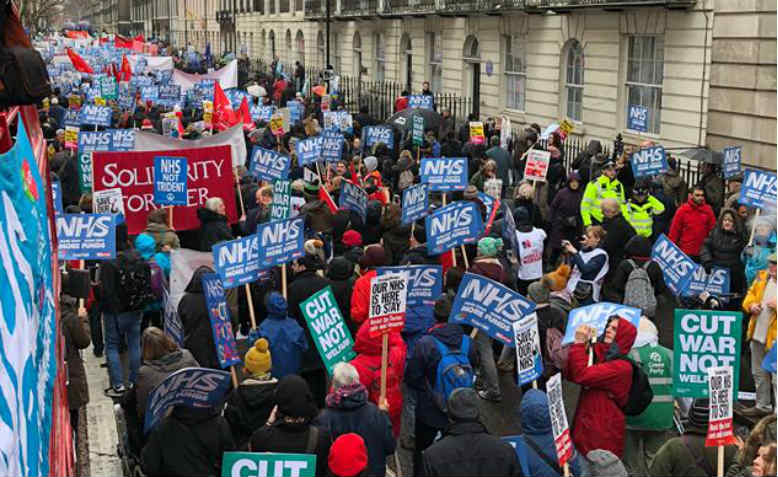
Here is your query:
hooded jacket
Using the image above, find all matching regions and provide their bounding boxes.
[566,318,637,457]
[257,294,308,378]
[224,377,278,449]
[700,209,746,270]
[350,322,406,437]
[326,257,357,334]
[550,184,584,249]
[143,221,181,251]
[135,349,199,422]
[196,207,233,251]
[286,269,330,371]
[350,269,377,326]
[178,266,221,370]
[61,296,91,410]
[601,213,637,273]
[668,197,716,257]
[604,236,668,305]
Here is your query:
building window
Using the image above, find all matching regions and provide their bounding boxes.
[375,33,385,82]
[286,29,292,63]
[332,33,341,73]
[626,35,664,134]
[401,33,412,92]
[317,31,325,68]
[427,32,442,93]
[353,32,362,78]
[280,0,289,13]
[504,35,526,111]
[563,40,584,122]
[269,30,276,58]
[296,30,305,65]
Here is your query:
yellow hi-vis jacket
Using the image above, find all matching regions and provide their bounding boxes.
[622,195,666,237]
[580,175,625,226]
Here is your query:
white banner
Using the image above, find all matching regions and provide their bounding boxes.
[172,59,238,91]
[133,122,247,168]
[128,55,174,72]
[168,248,214,320]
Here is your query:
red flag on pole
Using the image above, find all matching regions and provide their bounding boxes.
[213,82,237,131]
[134,34,145,43]
[115,35,133,49]
[238,97,255,132]
[120,55,132,82]
[319,186,339,213]
[65,48,94,74]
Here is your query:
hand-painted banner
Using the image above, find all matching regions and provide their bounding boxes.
[93,145,237,235]
[295,136,323,166]
[212,234,261,288]
[377,265,442,307]
[450,273,536,345]
[339,182,368,221]
[652,234,699,295]
[270,180,291,221]
[361,125,394,150]
[562,302,642,345]
[153,156,188,206]
[249,146,290,181]
[524,150,551,182]
[321,130,344,162]
[739,169,777,209]
[201,273,241,368]
[425,201,482,255]
[401,183,429,225]
[55,213,116,260]
[408,94,433,110]
[78,104,112,127]
[92,188,125,218]
[300,286,356,375]
[368,272,408,338]
[221,452,317,477]
[722,147,742,180]
[256,217,305,268]
[514,312,543,385]
[630,145,668,178]
[684,266,731,298]
[420,157,468,191]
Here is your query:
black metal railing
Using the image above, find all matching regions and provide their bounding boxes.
[340,0,379,15]
[524,0,696,10]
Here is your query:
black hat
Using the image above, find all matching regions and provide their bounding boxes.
[447,388,480,421]
[602,159,617,169]
[275,375,317,420]
[687,398,710,429]
[434,294,453,322]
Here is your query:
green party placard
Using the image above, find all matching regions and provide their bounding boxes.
[299,286,355,375]
[221,452,316,477]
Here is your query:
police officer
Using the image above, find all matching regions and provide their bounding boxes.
[623,179,666,239]
[580,158,625,226]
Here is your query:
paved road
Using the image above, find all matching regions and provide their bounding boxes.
[84,350,123,477]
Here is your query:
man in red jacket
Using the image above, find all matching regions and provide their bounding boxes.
[668,185,716,261]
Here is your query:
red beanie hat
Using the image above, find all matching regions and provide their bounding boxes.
[341,229,363,248]
[328,433,368,477]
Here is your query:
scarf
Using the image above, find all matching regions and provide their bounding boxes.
[325,383,367,409]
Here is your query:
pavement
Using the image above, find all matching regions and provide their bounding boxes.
[83,350,123,477]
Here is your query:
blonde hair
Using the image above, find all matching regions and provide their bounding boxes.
[585,225,607,243]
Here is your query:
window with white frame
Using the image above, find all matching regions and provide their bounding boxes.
[317,31,325,68]
[626,35,664,134]
[564,40,584,122]
[427,32,442,93]
[353,32,362,78]
[375,33,386,82]
[296,30,305,65]
[504,35,526,111]
[332,33,341,72]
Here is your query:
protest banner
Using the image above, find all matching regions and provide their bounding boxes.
[287,100,303,124]
[484,178,503,200]
[401,183,429,225]
[143,367,232,433]
[706,366,736,448]
[159,84,181,100]
[64,109,80,126]
[469,121,485,145]
[559,119,574,136]
[201,274,241,384]
[420,157,468,191]
[221,452,317,477]
[56,213,116,260]
[408,94,434,110]
[722,147,742,180]
[547,373,574,469]
[68,93,82,109]
[684,266,731,298]
[78,104,112,127]
[300,286,356,375]
[739,169,777,209]
[111,128,136,150]
[256,216,305,268]
[64,126,79,149]
[321,130,344,162]
[249,146,290,181]
[652,233,699,295]
[134,122,246,168]
[100,76,117,100]
[270,180,291,221]
[339,181,368,221]
[141,85,159,101]
[513,312,543,386]
[213,234,261,288]
[162,117,179,138]
[78,130,113,191]
[450,273,536,345]
[92,187,125,217]
[412,114,424,146]
[377,265,443,307]
[361,125,394,150]
[562,303,642,345]
[93,145,237,235]
[630,145,668,178]
[628,104,649,132]
[762,345,777,374]
[673,309,742,398]
[153,156,188,206]
[269,114,285,136]
[51,179,64,216]
[295,136,323,166]
[368,272,408,338]
[524,149,551,182]
[425,201,482,255]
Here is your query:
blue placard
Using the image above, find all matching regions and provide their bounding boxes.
[64,109,81,127]
[630,145,668,178]
[163,288,183,347]
[361,125,394,150]
[651,233,700,295]
[295,136,323,166]
[78,104,112,127]
[143,367,231,434]
[201,273,242,368]
[401,183,429,225]
[420,157,468,191]
[408,94,434,110]
[78,130,113,151]
[141,85,159,101]
[159,84,181,100]
[762,345,777,374]
[110,128,135,151]
[55,213,116,260]
[118,95,136,114]
[51,179,64,216]
[377,265,443,307]
[450,273,536,345]
[153,156,188,206]
[287,100,303,124]
[256,217,306,268]
[339,182,368,221]
[425,201,483,255]
[628,104,648,132]
[212,234,262,288]
[132,75,153,87]
[739,169,777,209]
[258,105,275,122]
[722,146,742,179]
[249,104,262,122]
[249,146,290,182]
[321,130,345,162]
[562,302,642,345]
[683,266,731,298]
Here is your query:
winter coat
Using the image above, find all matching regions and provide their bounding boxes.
[649,427,737,477]
[350,322,406,437]
[421,421,522,477]
[701,210,747,292]
[743,270,777,351]
[382,223,412,266]
[486,146,511,185]
[178,266,221,370]
[514,197,545,230]
[571,140,602,184]
[143,222,181,251]
[702,172,725,214]
[249,421,332,477]
[549,185,583,249]
[601,214,637,274]
[258,310,309,378]
[141,407,236,477]
[286,270,330,371]
[660,170,688,208]
[99,249,145,314]
[471,257,507,284]
[135,349,199,422]
[196,207,233,251]
[314,385,396,477]
[224,377,278,450]
[62,297,90,410]
[605,257,668,305]
[566,317,637,458]
[350,269,376,326]
[405,323,479,430]
[668,198,717,257]
[326,258,357,334]
[513,389,583,477]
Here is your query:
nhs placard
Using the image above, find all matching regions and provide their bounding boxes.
[420,157,468,191]
[425,201,482,255]
[256,217,305,268]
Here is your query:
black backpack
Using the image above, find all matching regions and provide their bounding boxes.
[620,356,654,416]
[116,252,154,312]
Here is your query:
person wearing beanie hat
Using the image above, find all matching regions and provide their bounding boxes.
[328,433,369,477]
[463,184,479,201]
[342,229,363,248]
[326,257,357,334]
[549,168,584,265]
[363,155,378,173]
[258,292,308,379]
[650,398,737,476]
[249,375,332,477]
[351,244,387,325]
[585,449,628,477]
[422,387,521,476]
[224,338,278,449]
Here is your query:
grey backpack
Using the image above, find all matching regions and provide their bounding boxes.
[623,259,657,317]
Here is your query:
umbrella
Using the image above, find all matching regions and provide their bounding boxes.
[677,147,724,165]
[247,84,266,98]
[387,107,442,133]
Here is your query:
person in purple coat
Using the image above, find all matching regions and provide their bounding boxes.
[548,171,584,266]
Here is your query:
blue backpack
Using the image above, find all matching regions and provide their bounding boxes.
[431,336,474,412]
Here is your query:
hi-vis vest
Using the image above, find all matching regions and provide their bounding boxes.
[622,195,666,238]
[580,176,625,226]
[626,344,674,431]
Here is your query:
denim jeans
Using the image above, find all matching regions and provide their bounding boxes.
[103,311,141,389]
[751,341,774,411]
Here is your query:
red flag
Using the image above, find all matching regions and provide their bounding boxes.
[120,55,132,82]
[99,37,109,45]
[319,186,339,214]
[238,97,255,131]
[213,82,236,131]
[65,48,94,74]
[115,35,133,49]
[134,34,145,43]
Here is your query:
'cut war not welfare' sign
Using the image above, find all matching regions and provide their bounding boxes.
[420,157,468,191]
[300,286,356,375]
[221,452,316,477]
[425,201,482,255]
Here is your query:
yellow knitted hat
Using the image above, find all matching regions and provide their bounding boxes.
[244,338,272,376]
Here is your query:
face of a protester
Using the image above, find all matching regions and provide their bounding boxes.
[752,446,771,477]
[604,319,619,344]
[582,231,599,248]
[602,204,619,219]
[692,189,705,205]
[769,261,777,280]
[569,179,579,190]
[603,166,616,179]
[217,201,226,215]
[722,214,735,231]
[423,82,430,91]
[738,205,749,220]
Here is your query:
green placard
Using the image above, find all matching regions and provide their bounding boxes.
[221,452,316,477]
[673,309,742,398]
[412,114,424,146]
[300,286,356,375]
[100,76,117,100]
[77,151,92,193]
[270,180,291,220]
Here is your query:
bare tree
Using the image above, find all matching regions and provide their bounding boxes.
[16,0,67,33]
